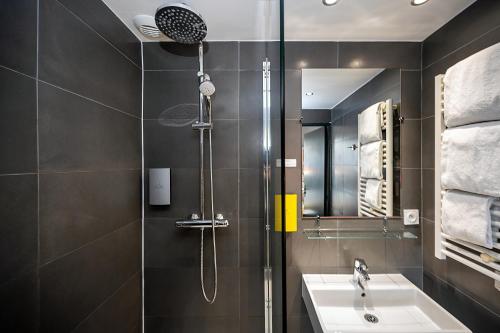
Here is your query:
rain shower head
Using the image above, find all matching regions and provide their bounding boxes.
[155,3,207,44]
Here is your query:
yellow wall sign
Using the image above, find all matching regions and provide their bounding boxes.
[274,194,298,232]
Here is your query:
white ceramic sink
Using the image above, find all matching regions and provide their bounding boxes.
[302,274,471,333]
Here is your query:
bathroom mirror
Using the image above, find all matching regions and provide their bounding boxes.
[301,68,401,218]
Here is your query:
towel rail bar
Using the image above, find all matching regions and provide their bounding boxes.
[435,74,500,291]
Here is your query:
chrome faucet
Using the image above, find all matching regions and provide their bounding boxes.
[353,258,370,291]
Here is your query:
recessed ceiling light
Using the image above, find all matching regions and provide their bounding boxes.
[305,92,314,96]
[322,0,339,6]
[411,0,430,6]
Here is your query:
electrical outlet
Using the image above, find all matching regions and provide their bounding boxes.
[404,209,419,225]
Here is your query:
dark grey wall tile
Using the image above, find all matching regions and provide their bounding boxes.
[144,168,199,218]
[144,267,239,317]
[144,70,198,120]
[144,70,238,120]
[287,315,314,333]
[143,42,238,70]
[39,0,141,116]
[421,116,434,169]
[0,175,37,284]
[400,168,421,211]
[423,273,500,333]
[240,168,263,218]
[72,273,141,333]
[386,231,422,269]
[39,170,141,263]
[421,169,434,222]
[339,42,421,70]
[401,70,421,119]
[0,0,37,76]
[57,0,141,66]
[240,42,280,71]
[240,267,264,318]
[240,219,265,268]
[38,83,140,172]
[40,221,140,333]
[144,119,237,170]
[422,219,448,281]
[145,217,237,269]
[239,70,280,121]
[240,119,263,169]
[285,42,337,69]
[146,162,237,218]
[0,68,37,174]
[240,316,265,333]
[401,119,421,168]
[285,70,302,119]
[145,315,240,333]
[423,1,500,68]
[0,271,38,333]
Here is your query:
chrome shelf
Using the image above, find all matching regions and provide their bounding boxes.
[303,228,418,240]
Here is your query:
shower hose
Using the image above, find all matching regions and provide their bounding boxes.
[200,96,217,304]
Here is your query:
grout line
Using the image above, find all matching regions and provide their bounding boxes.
[37,168,141,175]
[35,0,41,330]
[39,219,140,267]
[140,41,145,333]
[236,40,241,325]
[70,271,140,333]
[0,64,37,80]
[422,24,500,70]
[38,80,141,119]
[53,0,141,69]
[0,172,38,177]
[144,69,239,72]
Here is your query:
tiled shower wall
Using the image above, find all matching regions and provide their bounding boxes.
[421,1,500,331]
[142,42,280,332]
[283,42,423,332]
[0,0,142,332]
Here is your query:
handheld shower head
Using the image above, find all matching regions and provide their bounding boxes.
[199,74,215,96]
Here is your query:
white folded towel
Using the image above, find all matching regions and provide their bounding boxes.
[359,102,383,144]
[442,190,495,248]
[365,179,383,208]
[444,42,500,127]
[441,121,500,197]
[360,141,383,180]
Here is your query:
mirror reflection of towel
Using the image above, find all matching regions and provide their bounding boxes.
[359,102,383,144]
[360,141,383,180]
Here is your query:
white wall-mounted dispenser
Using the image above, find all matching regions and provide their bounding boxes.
[149,168,171,205]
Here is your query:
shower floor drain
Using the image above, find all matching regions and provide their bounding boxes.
[364,313,379,324]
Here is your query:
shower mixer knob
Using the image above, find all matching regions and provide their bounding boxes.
[190,213,200,220]
[216,214,224,220]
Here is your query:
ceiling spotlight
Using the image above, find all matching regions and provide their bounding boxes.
[305,92,314,96]
[411,0,430,6]
[322,0,339,6]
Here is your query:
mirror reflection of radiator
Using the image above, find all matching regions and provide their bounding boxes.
[357,99,394,217]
